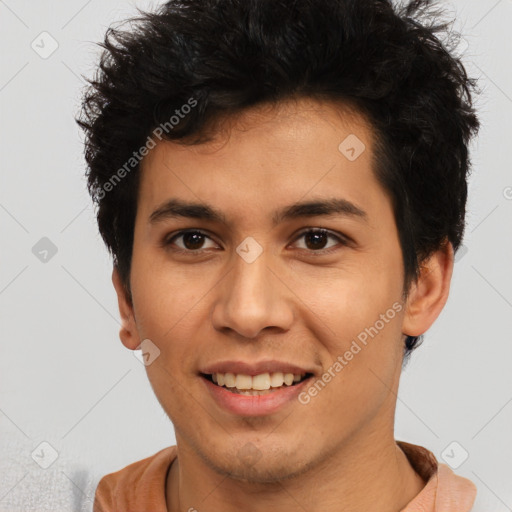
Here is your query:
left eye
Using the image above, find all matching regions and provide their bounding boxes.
[292,228,344,252]
[164,228,346,254]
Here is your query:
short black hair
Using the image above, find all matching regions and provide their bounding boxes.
[77,0,480,363]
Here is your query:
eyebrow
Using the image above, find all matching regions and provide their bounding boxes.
[149,197,368,227]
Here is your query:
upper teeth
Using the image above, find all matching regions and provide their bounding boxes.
[212,372,305,390]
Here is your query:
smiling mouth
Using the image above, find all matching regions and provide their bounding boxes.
[200,372,314,396]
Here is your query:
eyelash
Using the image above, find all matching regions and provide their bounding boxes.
[162,228,349,256]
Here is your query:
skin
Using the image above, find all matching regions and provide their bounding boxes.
[112,96,454,512]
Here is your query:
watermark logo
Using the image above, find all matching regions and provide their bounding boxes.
[133,338,161,366]
[338,134,366,162]
[298,301,403,405]
[96,97,198,200]
[31,441,59,469]
[31,32,59,59]
[32,237,58,263]
[236,236,263,264]
[237,442,263,467]
[441,441,469,469]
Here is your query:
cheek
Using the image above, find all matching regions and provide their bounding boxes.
[295,261,402,345]
[130,250,207,339]
[296,264,405,410]
[298,307,404,432]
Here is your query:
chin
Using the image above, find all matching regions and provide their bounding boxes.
[215,459,312,484]
[199,442,318,484]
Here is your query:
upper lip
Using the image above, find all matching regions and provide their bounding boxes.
[200,360,316,377]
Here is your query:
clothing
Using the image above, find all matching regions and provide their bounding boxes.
[93,440,478,512]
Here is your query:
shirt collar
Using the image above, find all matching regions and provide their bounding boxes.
[396,440,477,511]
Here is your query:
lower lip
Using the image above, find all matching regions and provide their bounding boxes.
[201,375,312,416]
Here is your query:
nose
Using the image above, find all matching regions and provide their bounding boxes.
[211,245,295,340]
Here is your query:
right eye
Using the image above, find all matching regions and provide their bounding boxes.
[163,229,220,254]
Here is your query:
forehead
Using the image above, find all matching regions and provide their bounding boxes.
[137,97,386,226]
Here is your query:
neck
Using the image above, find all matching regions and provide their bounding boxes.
[166,424,426,512]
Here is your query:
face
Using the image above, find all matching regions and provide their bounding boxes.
[114,97,450,482]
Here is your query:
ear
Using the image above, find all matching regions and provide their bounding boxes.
[112,266,140,350]
[402,238,455,337]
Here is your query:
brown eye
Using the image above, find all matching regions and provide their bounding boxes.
[165,230,218,252]
[181,231,206,250]
[304,230,329,250]
[292,228,346,253]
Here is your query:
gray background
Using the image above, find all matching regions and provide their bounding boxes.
[0,0,511,510]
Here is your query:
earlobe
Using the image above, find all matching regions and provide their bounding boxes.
[112,266,140,350]
[402,239,455,337]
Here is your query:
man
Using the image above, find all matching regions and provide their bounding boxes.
[77,0,481,510]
